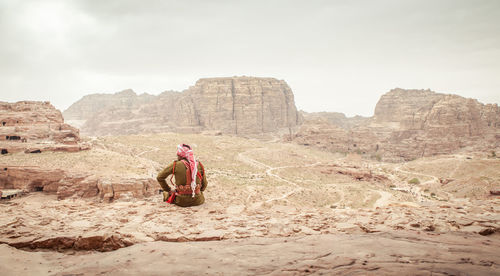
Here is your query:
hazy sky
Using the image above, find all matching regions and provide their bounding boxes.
[0,0,499,116]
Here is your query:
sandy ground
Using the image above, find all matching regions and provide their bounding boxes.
[1,133,499,275]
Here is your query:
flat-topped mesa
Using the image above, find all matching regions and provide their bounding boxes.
[63,77,302,136]
[292,88,500,161]
[373,88,446,127]
[373,88,499,133]
[369,89,500,160]
[0,101,88,154]
[187,77,301,134]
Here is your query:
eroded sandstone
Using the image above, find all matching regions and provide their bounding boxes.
[0,166,156,201]
[292,88,500,161]
[0,101,88,154]
[64,77,302,136]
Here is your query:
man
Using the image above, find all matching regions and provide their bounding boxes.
[156,144,207,207]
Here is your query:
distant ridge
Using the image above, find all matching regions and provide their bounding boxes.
[64,77,302,136]
[292,88,500,161]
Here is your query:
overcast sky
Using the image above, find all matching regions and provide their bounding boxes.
[0,0,499,116]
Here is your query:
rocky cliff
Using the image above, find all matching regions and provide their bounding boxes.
[0,101,88,154]
[291,88,500,161]
[0,166,156,201]
[63,90,159,129]
[64,77,302,136]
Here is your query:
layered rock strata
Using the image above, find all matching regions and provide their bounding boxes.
[0,166,156,201]
[292,89,500,161]
[64,77,302,136]
[0,101,88,154]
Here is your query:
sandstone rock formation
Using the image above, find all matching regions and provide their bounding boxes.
[0,101,88,154]
[291,89,500,161]
[301,111,369,130]
[0,166,156,201]
[64,77,302,136]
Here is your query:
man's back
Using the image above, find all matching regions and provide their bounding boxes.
[157,157,207,207]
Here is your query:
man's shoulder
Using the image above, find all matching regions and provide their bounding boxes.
[165,160,179,169]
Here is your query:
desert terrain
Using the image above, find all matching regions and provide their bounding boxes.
[1,132,499,275]
[0,78,499,275]
[3,0,500,273]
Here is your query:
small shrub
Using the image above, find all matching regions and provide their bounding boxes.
[370,153,382,161]
[408,178,420,184]
[431,192,436,197]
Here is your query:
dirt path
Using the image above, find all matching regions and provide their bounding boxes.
[238,149,396,208]
[372,190,393,208]
[237,149,321,204]
[136,146,159,157]
[134,146,162,177]
[395,164,461,201]
[236,148,271,169]
[394,164,439,184]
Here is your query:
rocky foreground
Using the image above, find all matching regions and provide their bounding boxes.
[0,190,498,275]
[0,133,499,275]
[1,229,498,275]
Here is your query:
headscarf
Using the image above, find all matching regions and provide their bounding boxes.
[176,144,198,197]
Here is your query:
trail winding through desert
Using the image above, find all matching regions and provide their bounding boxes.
[237,148,322,204]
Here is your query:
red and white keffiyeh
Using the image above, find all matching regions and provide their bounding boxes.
[176,144,198,197]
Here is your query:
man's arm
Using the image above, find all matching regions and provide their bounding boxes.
[157,162,175,192]
[200,162,208,192]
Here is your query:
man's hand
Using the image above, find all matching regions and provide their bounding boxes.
[162,191,170,202]
[162,189,176,202]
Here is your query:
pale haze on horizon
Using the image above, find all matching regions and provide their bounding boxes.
[0,0,499,117]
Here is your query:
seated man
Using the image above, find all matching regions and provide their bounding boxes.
[156,144,207,207]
